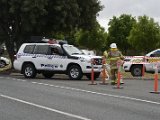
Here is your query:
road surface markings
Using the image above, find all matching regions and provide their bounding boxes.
[31,81,160,105]
[1,77,160,105]
[0,94,91,120]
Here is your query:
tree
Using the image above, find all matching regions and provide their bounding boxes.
[128,15,160,53]
[107,14,136,54]
[0,0,103,62]
[76,0,103,30]
[75,23,107,52]
[0,0,48,62]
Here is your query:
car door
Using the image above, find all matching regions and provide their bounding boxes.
[147,50,160,72]
[33,45,52,70]
[152,50,160,72]
[48,45,68,71]
[21,44,36,65]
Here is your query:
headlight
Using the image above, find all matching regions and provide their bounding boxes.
[79,57,91,63]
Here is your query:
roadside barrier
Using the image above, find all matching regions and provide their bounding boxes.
[89,59,97,85]
[150,64,160,94]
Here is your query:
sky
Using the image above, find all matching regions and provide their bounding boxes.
[97,0,160,31]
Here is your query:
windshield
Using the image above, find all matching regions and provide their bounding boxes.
[63,45,84,56]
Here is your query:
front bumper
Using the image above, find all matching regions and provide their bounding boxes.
[83,65,102,73]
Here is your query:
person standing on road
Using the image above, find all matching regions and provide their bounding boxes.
[107,43,124,85]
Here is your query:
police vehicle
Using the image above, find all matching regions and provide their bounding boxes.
[13,41,102,80]
[123,49,160,76]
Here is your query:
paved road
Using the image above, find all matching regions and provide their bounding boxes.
[0,74,160,120]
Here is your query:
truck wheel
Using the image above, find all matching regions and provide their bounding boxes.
[23,64,37,78]
[42,72,54,78]
[131,65,142,77]
[68,65,82,80]
[86,73,100,80]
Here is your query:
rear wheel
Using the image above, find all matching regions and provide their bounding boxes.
[131,65,142,77]
[42,72,54,78]
[23,64,37,78]
[68,65,82,80]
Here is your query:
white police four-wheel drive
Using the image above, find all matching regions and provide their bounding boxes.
[13,42,102,80]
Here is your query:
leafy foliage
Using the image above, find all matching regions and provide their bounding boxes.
[0,0,102,62]
[75,23,107,51]
[107,14,136,54]
[128,15,160,53]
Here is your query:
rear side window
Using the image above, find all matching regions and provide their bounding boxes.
[34,45,49,54]
[23,45,35,54]
[151,50,160,57]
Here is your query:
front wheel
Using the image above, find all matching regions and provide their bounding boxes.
[68,65,82,80]
[23,64,37,78]
[131,65,142,77]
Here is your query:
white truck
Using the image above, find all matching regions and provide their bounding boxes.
[123,49,160,76]
[13,41,102,80]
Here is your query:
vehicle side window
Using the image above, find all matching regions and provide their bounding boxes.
[33,45,49,54]
[23,45,35,54]
[51,48,59,55]
[49,46,63,55]
[151,50,160,57]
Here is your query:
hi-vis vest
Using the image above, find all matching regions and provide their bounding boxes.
[108,50,124,69]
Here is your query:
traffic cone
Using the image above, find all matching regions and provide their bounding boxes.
[89,59,97,85]
[150,64,160,94]
[142,64,145,80]
[100,58,108,85]
[113,63,123,89]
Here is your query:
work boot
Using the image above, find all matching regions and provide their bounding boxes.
[115,79,124,84]
[120,81,124,84]
[120,79,124,84]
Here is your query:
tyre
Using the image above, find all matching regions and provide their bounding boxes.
[42,72,54,78]
[131,65,142,77]
[0,60,6,68]
[68,65,82,80]
[86,73,100,80]
[23,64,37,78]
